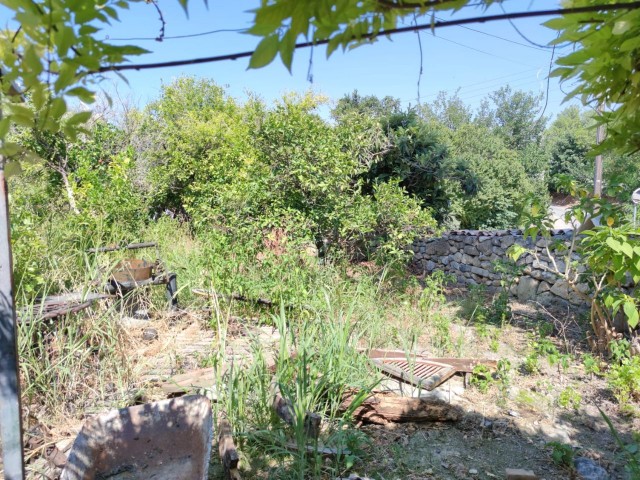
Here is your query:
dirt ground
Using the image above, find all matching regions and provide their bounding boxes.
[20,293,638,479]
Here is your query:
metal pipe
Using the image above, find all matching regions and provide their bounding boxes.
[0,169,25,480]
[86,241,158,253]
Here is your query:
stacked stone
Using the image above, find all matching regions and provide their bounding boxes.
[411,229,583,306]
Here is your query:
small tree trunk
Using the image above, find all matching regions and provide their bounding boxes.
[60,170,79,214]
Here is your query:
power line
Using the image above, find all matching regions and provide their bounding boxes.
[428,33,539,67]
[96,2,640,74]
[106,27,246,42]
[434,15,550,52]
[422,68,540,96]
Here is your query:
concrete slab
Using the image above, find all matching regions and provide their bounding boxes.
[61,395,212,480]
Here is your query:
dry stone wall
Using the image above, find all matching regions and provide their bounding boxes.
[411,229,585,307]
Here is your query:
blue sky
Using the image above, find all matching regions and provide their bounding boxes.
[7,0,581,118]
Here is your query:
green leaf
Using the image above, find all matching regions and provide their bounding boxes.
[4,160,22,178]
[606,237,622,252]
[623,301,639,328]
[612,20,632,35]
[620,242,634,259]
[279,30,296,71]
[0,142,21,156]
[66,110,92,126]
[50,97,67,120]
[0,118,10,139]
[249,34,280,69]
[66,87,96,103]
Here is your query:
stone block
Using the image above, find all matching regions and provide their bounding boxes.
[501,236,515,248]
[441,256,450,266]
[425,260,436,272]
[480,261,493,270]
[517,276,539,302]
[477,241,492,255]
[424,239,450,256]
[453,252,462,262]
[470,266,491,277]
[463,245,479,256]
[449,261,460,270]
[537,281,551,294]
[550,279,570,300]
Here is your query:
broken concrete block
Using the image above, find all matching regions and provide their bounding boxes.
[61,395,212,480]
[505,468,538,479]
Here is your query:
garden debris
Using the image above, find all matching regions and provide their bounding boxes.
[340,391,463,425]
[366,349,497,391]
[61,395,213,480]
[505,468,538,479]
[18,292,111,323]
[193,288,274,307]
[89,241,179,309]
[285,441,351,458]
[46,446,67,469]
[218,414,241,480]
[271,377,322,440]
[160,367,220,395]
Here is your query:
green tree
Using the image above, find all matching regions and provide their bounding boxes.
[420,91,472,131]
[486,86,546,151]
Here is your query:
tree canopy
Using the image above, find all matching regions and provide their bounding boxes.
[0,0,639,169]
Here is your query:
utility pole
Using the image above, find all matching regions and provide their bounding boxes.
[0,162,25,477]
[593,103,605,197]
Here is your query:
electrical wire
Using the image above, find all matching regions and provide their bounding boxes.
[106,27,246,42]
[434,15,550,52]
[428,33,539,67]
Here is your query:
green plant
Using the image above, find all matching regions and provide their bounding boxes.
[470,364,493,394]
[582,353,602,377]
[418,270,455,315]
[547,442,575,470]
[522,352,540,375]
[557,386,582,410]
[600,408,640,477]
[607,355,640,410]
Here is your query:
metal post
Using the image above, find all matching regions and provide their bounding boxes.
[0,167,25,480]
[593,103,604,197]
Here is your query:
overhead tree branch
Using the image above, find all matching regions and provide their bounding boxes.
[96,2,640,73]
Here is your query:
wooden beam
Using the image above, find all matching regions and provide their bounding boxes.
[340,391,463,425]
[218,415,241,480]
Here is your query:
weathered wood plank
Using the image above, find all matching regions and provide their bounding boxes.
[340,391,463,425]
[218,415,241,480]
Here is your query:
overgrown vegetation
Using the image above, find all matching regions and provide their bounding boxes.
[8,78,640,478]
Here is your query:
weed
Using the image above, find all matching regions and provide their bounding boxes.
[607,356,640,410]
[470,364,493,394]
[522,352,540,374]
[547,442,575,470]
[495,359,512,404]
[582,353,602,376]
[600,408,640,477]
[557,386,582,410]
